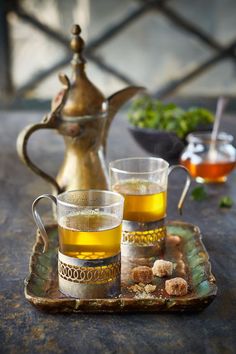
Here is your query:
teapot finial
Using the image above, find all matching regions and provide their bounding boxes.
[70,24,86,65]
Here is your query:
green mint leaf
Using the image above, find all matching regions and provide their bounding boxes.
[190,186,208,201]
[219,196,233,208]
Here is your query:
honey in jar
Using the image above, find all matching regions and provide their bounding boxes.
[180,132,236,183]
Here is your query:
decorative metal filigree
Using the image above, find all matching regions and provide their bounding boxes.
[58,259,121,284]
[122,226,166,245]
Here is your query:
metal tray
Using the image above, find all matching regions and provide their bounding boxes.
[25,221,217,313]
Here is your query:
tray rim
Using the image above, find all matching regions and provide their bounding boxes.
[24,220,217,313]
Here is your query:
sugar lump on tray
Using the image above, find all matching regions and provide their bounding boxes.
[128,283,156,294]
[131,266,153,284]
[152,259,173,277]
[166,234,181,246]
[165,277,188,296]
[144,284,156,293]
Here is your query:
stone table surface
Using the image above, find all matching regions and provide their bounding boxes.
[0,110,236,354]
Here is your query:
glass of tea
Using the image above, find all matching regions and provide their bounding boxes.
[32,190,124,299]
[180,132,236,183]
[109,157,190,257]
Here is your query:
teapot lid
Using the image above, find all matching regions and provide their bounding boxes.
[53,24,106,118]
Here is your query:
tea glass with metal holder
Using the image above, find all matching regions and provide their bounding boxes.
[32,190,124,299]
[109,157,191,258]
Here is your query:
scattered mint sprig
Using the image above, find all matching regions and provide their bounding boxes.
[190,186,208,201]
[191,187,234,209]
[219,196,233,208]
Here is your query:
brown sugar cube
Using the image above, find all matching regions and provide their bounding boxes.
[165,277,188,296]
[166,235,181,246]
[131,266,153,284]
[152,259,173,277]
[176,260,186,277]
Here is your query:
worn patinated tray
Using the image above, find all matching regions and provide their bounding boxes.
[25,221,217,312]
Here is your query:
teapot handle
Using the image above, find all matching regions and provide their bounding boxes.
[16,118,62,194]
[16,74,70,195]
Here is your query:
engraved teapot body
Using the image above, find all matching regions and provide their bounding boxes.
[17,25,143,194]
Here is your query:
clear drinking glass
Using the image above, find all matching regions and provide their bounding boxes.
[109,157,190,223]
[32,190,124,299]
[109,157,191,258]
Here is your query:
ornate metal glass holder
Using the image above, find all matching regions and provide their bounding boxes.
[58,251,121,299]
[121,219,166,258]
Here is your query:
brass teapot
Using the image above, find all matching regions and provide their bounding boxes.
[17,25,143,194]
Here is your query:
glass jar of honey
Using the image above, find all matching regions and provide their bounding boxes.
[180,132,236,183]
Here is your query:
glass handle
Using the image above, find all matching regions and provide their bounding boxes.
[168,165,191,215]
[32,194,57,253]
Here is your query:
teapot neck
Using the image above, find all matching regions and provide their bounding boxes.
[71,62,87,81]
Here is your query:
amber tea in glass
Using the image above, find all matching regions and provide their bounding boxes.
[110,157,190,222]
[58,213,122,259]
[32,190,124,299]
[32,190,124,259]
[113,179,167,222]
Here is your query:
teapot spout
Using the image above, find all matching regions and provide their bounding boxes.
[103,86,145,152]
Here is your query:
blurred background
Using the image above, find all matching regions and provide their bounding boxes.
[1,0,236,111]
